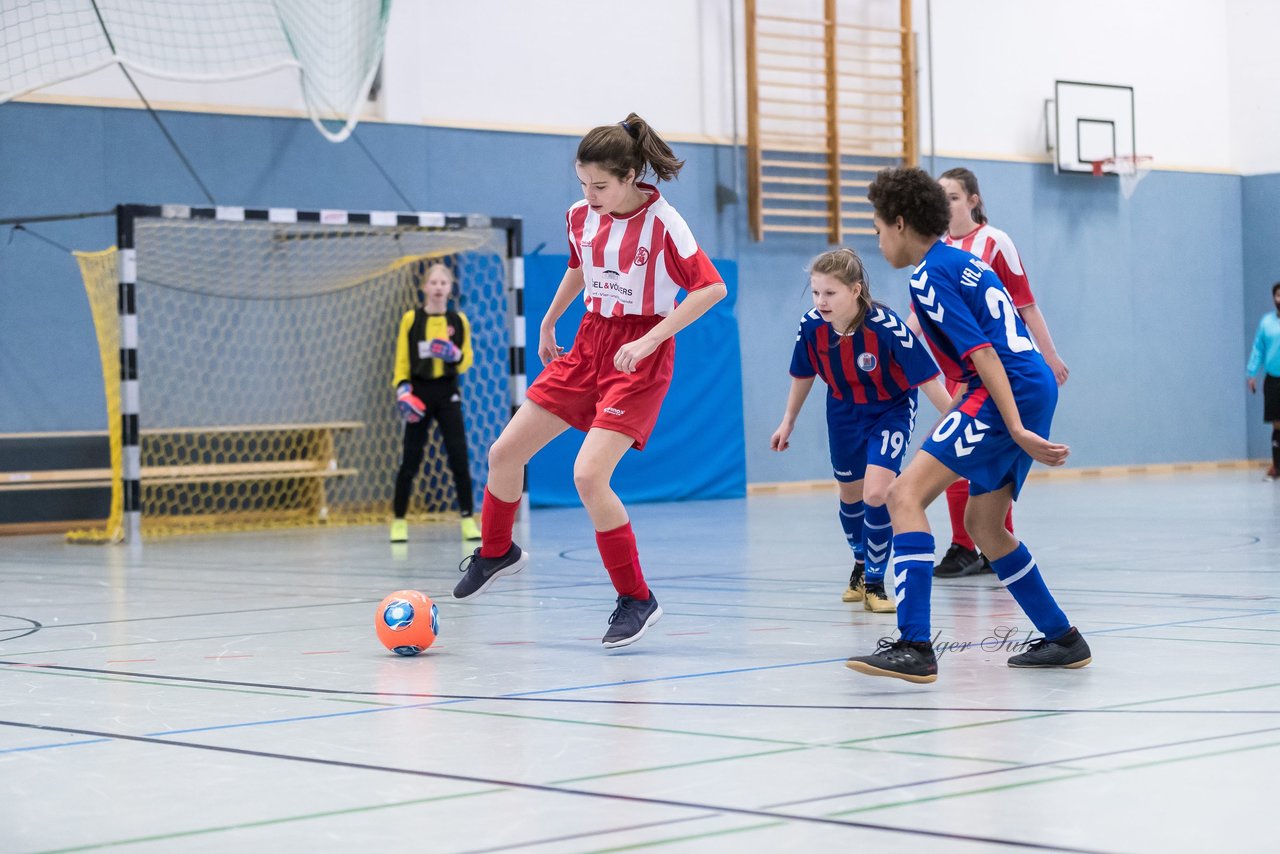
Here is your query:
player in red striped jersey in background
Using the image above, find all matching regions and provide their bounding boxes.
[910,167,1070,579]
[450,113,727,650]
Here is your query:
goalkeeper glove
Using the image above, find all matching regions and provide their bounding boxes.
[427,337,462,363]
[396,382,425,422]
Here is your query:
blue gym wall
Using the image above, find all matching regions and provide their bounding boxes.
[1242,172,1280,461]
[0,101,1265,497]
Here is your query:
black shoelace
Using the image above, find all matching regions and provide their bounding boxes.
[607,596,633,625]
[457,550,481,574]
[873,637,910,654]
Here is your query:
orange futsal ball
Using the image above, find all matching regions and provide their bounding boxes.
[375,590,439,656]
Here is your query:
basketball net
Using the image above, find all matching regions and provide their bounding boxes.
[1093,155,1154,199]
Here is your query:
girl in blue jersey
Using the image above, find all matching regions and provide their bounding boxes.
[846,167,1091,683]
[771,248,949,612]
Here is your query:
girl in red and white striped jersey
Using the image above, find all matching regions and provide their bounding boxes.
[450,113,727,650]
[917,167,1069,578]
[940,168,1068,385]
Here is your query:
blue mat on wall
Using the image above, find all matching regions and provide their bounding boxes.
[520,254,745,507]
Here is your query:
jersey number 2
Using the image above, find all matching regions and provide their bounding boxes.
[985,289,1038,353]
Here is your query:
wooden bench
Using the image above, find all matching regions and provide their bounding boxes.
[0,422,363,534]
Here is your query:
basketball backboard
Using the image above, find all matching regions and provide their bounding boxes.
[1049,81,1135,174]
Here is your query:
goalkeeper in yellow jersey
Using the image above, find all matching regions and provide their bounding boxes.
[391,262,480,542]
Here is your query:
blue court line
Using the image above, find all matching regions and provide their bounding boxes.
[1085,610,1280,635]
[0,737,108,754]
[497,657,850,698]
[0,704,438,755]
[5,608,1279,757]
[0,655,851,755]
[148,700,452,737]
[151,656,852,731]
[0,718,1110,854]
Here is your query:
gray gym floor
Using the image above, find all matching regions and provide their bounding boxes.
[1,470,1277,853]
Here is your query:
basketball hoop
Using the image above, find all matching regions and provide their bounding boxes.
[1092,155,1154,199]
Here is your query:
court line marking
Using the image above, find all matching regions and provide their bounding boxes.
[4,618,1279,768]
[815,735,1280,845]
[2,599,1266,660]
[17,599,379,630]
[5,540,1274,850]
[1085,610,1280,635]
[31,787,507,854]
[772,722,1280,810]
[15,717,1276,853]
[448,815,744,854]
[4,578,1272,656]
[5,662,1279,808]
[3,660,1278,716]
[0,668,1050,773]
[571,821,809,853]
[1105,634,1280,648]
[15,742,1031,853]
[0,718,1109,854]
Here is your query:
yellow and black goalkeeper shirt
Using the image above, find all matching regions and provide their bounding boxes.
[393,309,473,386]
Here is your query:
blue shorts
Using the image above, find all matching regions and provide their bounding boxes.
[827,394,917,483]
[922,374,1056,500]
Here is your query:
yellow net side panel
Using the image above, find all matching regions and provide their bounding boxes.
[70,248,125,543]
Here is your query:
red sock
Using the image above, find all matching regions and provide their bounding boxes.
[596,521,649,600]
[1004,505,1015,536]
[945,480,975,550]
[480,487,520,558]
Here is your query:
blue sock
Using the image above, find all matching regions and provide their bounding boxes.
[990,542,1070,640]
[839,500,865,562]
[863,503,892,584]
[892,531,935,642]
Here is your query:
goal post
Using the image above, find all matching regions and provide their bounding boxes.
[71,203,524,543]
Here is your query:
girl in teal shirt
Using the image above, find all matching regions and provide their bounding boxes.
[1246,281,1280,480]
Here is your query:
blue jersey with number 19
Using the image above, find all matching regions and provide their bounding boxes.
[790,303,940,415]
[909,240,1050,390]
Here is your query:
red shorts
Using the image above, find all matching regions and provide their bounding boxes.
[526,312,674,450]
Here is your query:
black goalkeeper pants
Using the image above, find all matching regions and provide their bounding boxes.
[393,379,474,517]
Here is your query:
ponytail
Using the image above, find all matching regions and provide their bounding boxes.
[577,112,685,183]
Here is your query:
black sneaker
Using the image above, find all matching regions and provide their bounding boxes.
[452,544,528,600]
[1007,627,1092,669]
[934,543,987,578]
[602,593,663,648]
[846,638,938,683]
[842,560,865,603]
